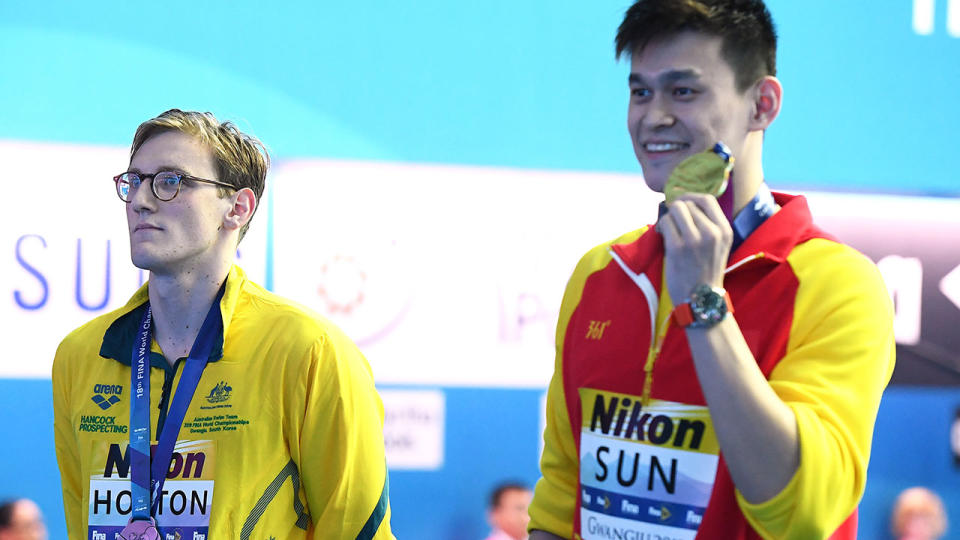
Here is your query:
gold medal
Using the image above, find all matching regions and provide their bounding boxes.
[664,142,734,203]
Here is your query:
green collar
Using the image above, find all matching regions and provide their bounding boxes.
[99,296,226,367]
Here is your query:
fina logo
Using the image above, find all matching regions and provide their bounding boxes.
[206,381,233,404]
[90,384,122,410]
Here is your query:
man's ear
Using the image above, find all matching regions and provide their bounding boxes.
[749,75,782,131]
[223,188,257,232]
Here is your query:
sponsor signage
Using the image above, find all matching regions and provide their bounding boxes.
[578,389,718,539]
[807,193,960,385]
[88,440,216,539]
[380,389,445,470]
[4,140,960,386]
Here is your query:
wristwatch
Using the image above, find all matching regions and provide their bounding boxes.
[672,284,733,328]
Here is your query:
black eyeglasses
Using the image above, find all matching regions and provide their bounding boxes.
[113,171,236,202]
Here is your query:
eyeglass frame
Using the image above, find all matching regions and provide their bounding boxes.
[113,170,238,202]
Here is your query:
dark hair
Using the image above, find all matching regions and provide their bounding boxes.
[0,499,16,529]
[489,482,530,509]
[615,0,777,92]
[130,109,270,241]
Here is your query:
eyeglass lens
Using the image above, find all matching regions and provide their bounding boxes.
[118,172,182,202]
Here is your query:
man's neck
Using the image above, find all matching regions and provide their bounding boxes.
[729,134,766,217]
[147,260,231,366]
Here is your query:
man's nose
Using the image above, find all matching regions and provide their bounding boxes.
[129,178,157,211]
[644,94,676,129]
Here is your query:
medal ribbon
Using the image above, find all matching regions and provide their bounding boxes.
[729,182,776,253]
[129,284,225,521]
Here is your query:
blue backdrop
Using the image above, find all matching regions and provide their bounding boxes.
[2,1,958,194]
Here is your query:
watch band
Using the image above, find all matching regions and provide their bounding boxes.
[672,302,697,327]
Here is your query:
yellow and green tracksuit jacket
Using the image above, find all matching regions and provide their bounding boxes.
[53,265,393,540]
[529,193,895,540]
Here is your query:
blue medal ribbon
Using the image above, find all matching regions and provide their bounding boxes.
[128,284,225,522]
[130,307,153,519]
[729,182,776,253]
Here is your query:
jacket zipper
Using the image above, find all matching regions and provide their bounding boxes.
[608,249,768,404]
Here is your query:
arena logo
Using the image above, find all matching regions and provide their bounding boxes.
[90,384,123,410]
[91,395,120,410]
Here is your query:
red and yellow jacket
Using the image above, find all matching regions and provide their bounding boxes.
[529,193,895,540]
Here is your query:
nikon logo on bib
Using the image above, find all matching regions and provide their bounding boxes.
[578,389,719,540]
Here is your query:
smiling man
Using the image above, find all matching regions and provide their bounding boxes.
[52,109,392,540]
[528,2,895,539]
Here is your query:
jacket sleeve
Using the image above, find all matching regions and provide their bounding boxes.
[529,358,579,538]
[736,239,896,539]
[529,238,629,537]
[53,339,84,540]
[292,328,393,540]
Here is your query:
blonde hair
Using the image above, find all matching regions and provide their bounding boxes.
[130,109,270,241]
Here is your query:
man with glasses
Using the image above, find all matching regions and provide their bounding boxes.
[52,109,393,540]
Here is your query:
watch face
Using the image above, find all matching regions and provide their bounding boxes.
[691,285,727,325]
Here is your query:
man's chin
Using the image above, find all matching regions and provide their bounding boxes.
[130,253,162,273]
[638,162,674,194]
[641,176,668,194]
